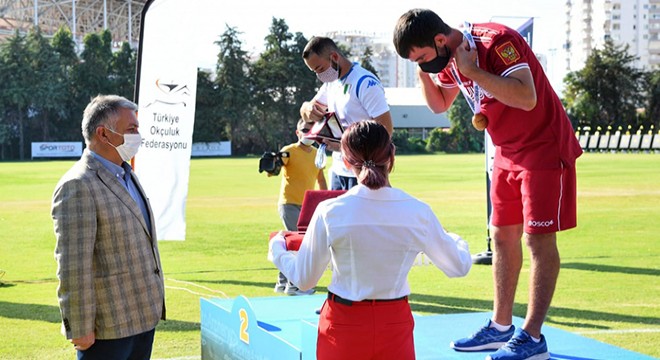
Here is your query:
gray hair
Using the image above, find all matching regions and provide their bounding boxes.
[81,94,138,144]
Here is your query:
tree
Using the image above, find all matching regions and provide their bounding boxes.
[74,30,114,102]
[0,99,8,159]
[425,127,451,153]
[0,31,32,159]
[426,97,483,153]
[391,129,426,154]
[644,69,660,130]
[250,18,304,152]
[337,43,352,58]
[70,31,114,141]
[51,26,82,141]
[25,26,67,142]
[193,69,226,142]
[52,26,78,67]
[360,46,378,78]
[110,41,137,100]
[563,40,644,129]
[290,32,319,118]
[0,26,140,159]
[214,24,252,154]
[446,97,484,153]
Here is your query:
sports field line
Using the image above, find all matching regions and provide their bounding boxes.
[576,328,660,335]
[164,277,229,299]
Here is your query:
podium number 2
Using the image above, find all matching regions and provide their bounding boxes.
[239,308,250,344]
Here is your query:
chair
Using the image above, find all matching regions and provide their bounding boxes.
[608,131,621,151]
[629,134,642,151]
[587,134,600,152]
[652,133,660,152]
[269,190,346,251]
[296,190,347,232]
[618,134,631,151]
[578,133,589,149]
[640,133,653,151]
[597,133,610,151]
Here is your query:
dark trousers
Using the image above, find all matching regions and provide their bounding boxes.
[77,328,155,360]
[330,173,358,190]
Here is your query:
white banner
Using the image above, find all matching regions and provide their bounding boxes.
[134,0,199,241]
[192,142,232,157]
[31,142,83,158]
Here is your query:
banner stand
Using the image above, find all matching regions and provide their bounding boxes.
[133,0,199,240]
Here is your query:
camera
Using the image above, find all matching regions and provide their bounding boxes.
[258,151,289,176]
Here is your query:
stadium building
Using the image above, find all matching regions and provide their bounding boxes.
[0,0,145,48]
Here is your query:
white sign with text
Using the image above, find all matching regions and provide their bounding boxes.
[134,0,199,241]
[31,142,83,158]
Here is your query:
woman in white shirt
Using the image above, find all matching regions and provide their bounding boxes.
[269,120,472,360]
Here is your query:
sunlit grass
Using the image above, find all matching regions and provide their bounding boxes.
[0,152,658,359]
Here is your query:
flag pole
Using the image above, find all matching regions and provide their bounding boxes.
[472,131,493,265]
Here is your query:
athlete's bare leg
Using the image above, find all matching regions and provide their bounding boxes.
[522,232,559,338]
[491,224,523,327]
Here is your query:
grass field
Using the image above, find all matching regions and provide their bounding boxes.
[0,152,658,359]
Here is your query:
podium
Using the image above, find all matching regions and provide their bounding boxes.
[201,295,655,360]
[200,295,320,359]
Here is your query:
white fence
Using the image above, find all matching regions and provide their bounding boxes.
[577,129,660,153]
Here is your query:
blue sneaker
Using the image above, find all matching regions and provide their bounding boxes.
[486,328,549,360]
[450,319,515,351]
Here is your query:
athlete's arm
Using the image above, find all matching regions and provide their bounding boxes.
[373,111,393,135]
[418,67,460,114]
[316,170,327,190]
[455,39,537,111]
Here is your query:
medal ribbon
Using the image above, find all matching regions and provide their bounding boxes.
[449,22,481,115]
[315,143,327,169]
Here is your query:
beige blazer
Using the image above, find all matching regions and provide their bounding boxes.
[52,150,165,340]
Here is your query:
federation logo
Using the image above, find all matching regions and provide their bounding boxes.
[144,79,190,107]
[495,41,521,65]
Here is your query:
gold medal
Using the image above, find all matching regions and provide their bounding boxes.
[472,113,488,131]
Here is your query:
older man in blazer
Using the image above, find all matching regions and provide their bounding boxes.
[52,94,165,359]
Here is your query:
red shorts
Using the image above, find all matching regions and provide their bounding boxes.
[316,295,415,360]
[490,164,577,234]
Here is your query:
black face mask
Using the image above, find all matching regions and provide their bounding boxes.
[419,45,451,74]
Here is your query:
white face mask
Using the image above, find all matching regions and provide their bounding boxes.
[316,60,339,83]
[106,127,142,162]
[300,137,315,146]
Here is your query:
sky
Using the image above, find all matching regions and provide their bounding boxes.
[183,0,567,89]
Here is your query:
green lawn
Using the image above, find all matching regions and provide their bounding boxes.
[0,152,658,359]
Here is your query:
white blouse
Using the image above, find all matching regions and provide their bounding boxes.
[270,184,472,301]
